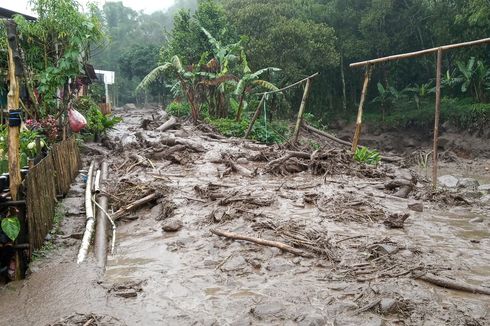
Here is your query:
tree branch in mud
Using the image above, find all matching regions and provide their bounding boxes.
[302,123,352,147]
[210,229,313,258]
[417,273,490,296]
[113,192,160,220]
[226,160,256,177]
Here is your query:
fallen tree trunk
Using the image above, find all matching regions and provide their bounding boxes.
[302,124,352,147]
[77,161,96,264]
[113,192,160,220]
[156,116,178,132]
[417,273,490,296]
[267,151,310,169]
[210,229,313,257]
[226,160,256,178]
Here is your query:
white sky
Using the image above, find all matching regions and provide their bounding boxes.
[1,0,177,16]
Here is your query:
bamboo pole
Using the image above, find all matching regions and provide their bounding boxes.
[256,72,319,96]
[244,94,265,139]
[77,161,95,264]
[351,66,372,152]
[292,78,313,143]
[350,37,490,68]
[432,48,443,189]
[6,21,21,201]
[95,162,108,269]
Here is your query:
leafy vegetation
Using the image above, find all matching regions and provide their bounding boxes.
[354,147,381,166]
[166,102,191,117]
[1,216,21,241]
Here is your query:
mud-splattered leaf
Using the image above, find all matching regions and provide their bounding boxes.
[1,217,20,241]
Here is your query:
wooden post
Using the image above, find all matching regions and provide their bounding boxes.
[244,94,266,139]
[292,78,313,143]
[432,48,443,189]
[6,21,22,201]
[351,65,372,152]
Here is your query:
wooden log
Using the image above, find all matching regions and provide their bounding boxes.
[77,161,95,264]
[113,192,159,220]
[244,94,266,139]
[6,21,21,201]
[418,273,490,296]
[226,160,256,178]
[256,72,319,96]
[432,48,443,189]
[292,78,313,143]
[351,65,372,152]
[210,229,312,257]
[350,37,490,68]
[156,116,178,132]
[302,123,351,147]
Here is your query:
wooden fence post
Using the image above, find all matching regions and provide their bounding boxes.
[351,65,372,152]
[292,78,313,143]
[244,94,266,139]
[6,21,22,201]
[432,48,443,189]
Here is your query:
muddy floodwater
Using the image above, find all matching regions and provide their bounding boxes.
[1,106,489,325]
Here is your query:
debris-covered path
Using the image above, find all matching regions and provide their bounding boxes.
[1,106,489,325]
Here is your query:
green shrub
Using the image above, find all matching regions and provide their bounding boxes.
[354,147,381,166]
[205,117,249,137]
[166,102,191,117]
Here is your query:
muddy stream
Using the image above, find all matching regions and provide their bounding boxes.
[0,106,489,325]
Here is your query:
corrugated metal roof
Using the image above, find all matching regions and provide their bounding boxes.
[0,7,36,20]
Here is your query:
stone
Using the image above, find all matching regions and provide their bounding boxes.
[478,184,490,194]
[237,157,248,165]
[297,314,325,326]
[123,103,137,110]
[469,217,484,223]
[457,178,480,190]
[438,175,459,188]
[251,302,286,319]
[379,298,397,314]
[162,218,183,232]
[408,201,424,212]
[480,195,490,205]
[150,203,163,220]
[222,255,246,272]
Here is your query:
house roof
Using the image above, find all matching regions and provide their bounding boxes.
[0,7,36,21]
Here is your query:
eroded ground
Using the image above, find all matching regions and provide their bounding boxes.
[1,106,489,326]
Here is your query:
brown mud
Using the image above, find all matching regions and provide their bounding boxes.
[1,106,489,325]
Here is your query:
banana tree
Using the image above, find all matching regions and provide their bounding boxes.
[137,55,201,123]
[372,83,403,121]
[403,82,434,110]
[234,51,280,121]
[456,57,490,102]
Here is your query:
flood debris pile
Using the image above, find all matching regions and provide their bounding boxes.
[49,313,125,326]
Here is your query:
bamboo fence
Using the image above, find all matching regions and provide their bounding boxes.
[25,137,81,252]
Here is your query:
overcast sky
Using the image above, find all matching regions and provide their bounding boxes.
[2,0,177,15]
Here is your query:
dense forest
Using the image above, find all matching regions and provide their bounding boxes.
[95,0,490,139]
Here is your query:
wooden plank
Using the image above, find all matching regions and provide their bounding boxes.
[292,78,313,143]
[351,66,372,152]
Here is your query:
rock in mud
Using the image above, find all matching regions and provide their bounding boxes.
[222,255,246,272]
[237,157,248,165]
[438,175,459,188]
[480,194,490,205]
[478,184,490,194]
[162,218,183,232]
[379,298,397,314]
[383,213,409,229]
[123,103,137,110]
[296,314,325,326]
[408,201,424,212]
[458,178,479,190]
[251,301,286,319]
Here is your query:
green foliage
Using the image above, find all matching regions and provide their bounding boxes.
[166,102,191,117]
[354,147,381,166]
[0,126,47,173]
[86,106,122,136]
[205,117,249,137]
[1,217,21,241]
[14,0,104,116]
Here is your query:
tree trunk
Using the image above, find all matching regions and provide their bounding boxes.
[340,54,347,111]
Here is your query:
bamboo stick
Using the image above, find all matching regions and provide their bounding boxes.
[351,66,372,152]
[432,48,443,189]
[256,72,319,96]
[6,21,21,201]
[292,78,313,143]
[210,229,312,257]
[350,37,490,68]
[302,123,351,147]
[77,161,95,264]
[244,94,265,139]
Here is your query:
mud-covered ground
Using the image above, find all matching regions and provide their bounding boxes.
[1,106,489,326]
